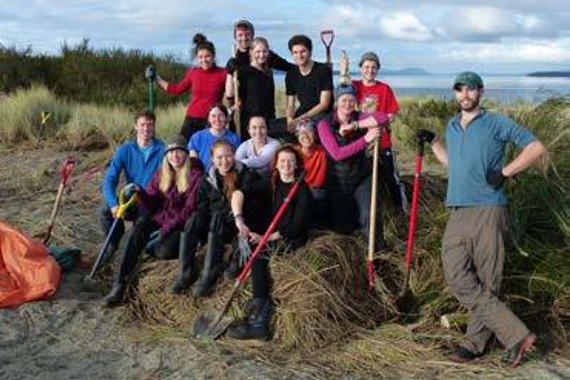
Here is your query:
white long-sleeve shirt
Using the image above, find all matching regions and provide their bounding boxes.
[235,137,281,174]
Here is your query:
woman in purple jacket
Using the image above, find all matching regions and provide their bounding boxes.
[104,136,204,307]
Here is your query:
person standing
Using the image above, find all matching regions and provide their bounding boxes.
[150,34,227,142]
[420,71,546,367]
[226,37,279,139]
[285,35,333,128]
[99,110,166,259]
[351,52,407,212]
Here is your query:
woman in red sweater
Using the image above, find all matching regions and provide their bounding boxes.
[155,34,228,143]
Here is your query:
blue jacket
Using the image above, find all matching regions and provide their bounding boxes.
[102,139,166,208]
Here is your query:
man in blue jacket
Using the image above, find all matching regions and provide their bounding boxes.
[99,110,166,256]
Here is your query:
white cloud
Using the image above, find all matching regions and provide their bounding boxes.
[441,6,560,42]
[444,41,570,63]
[380,12,433,42]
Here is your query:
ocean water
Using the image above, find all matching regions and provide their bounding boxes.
[275,73,570,104]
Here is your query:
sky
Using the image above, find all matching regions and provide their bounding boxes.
[1,0,570,74]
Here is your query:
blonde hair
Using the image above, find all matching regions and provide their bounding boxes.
[159,152,192,193]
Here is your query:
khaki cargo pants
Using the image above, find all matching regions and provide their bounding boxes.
[442,206,529,353]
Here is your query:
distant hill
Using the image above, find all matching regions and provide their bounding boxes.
[330,67,431,77]
[527,71,570,78]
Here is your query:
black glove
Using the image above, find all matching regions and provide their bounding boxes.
[145,65,156,81]
[486,170,506,189]
[417,129,436,144]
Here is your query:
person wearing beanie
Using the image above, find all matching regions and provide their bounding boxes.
[420,71,546,367]
[348,51,407,212]
[149,33,227,143]
[285,34,334,129]
[316,84,389,250]
[103,134,204,306]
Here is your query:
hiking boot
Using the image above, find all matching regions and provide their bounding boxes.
[193,232,223,297]
[450,345,484,363]
[103,282,126,307]
[505,333,536,368]
[227,297,271,340]
[172,232,198,295]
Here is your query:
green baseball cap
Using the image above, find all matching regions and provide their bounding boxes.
[453,71,484,90]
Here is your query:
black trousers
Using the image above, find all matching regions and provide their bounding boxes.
[326,175,385,247]
[380,147,408,212]
[99,204,142,250]
[180,116,207,144]
[114,218,181,282]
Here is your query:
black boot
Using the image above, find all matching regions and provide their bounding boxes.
[227,297,271,340]
[193,232,223,297]
[172,232,198,295]
[103,282,126,307]
[224,250,242,280]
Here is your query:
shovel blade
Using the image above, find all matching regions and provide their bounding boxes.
[191,309,234,340]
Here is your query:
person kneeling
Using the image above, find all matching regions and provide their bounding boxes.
[228,145,312,340]
[104,137,203,307]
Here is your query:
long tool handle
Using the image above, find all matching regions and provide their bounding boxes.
[233,70,241,138]
[320,30,334,68]
[209,172,307,329]
[400,138,425,296]
[148,77,155,113]
[366,139,380,291]
[88,191,137,279]
[43,159,75,245]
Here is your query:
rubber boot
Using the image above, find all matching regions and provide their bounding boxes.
[103,282,126,307]
[172,232,198,295]
[224,249,242,280]
[227,297,271,340]
[193,232,224,297]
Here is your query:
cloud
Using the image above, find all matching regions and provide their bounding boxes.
[380,12,433,42]
[441,6,561,42]
[322,5,433,42]
[444,41,570,63]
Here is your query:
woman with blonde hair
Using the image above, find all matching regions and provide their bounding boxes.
[226,37,280,140]
[103,136,204,307]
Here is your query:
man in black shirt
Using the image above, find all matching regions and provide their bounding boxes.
[285,35,333,127]
[226,20,294,75]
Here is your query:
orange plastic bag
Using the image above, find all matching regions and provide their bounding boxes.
[0,220,61,308]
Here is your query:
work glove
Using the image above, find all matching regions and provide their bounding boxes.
[145,230,162,250]
[486,170,506,189]
[145,65,156,81]
[123,183,140,198]
[417,129,436,144]
[237,236,252,267]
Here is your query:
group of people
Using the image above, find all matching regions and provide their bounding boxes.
[97,19,547,367]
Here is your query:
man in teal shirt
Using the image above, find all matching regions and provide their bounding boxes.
[419,72,547,368]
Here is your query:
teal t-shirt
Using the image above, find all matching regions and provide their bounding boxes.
[139,144,154,163]
[445,110,536,207]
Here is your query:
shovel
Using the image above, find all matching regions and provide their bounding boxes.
[148,65,155,113]
[192,172,306,339]
[231,44,242,138]
[366,138,380,292]
[43,158,75,246]
[399,134,426,299]
[87,190,138,280]
[320,30,334,68]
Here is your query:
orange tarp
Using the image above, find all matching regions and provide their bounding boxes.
[0,220,61,308]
